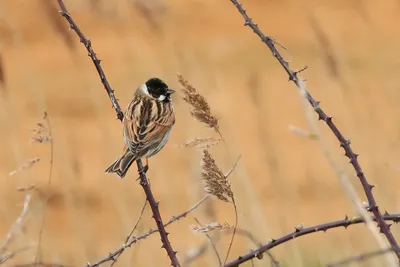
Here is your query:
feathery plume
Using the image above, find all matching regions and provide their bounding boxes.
[179,137,221,150]
[9,158,40,176]
[190,222,233,233]
[31,113,52,143]
[178,74,219,131]
[201,150,233,203]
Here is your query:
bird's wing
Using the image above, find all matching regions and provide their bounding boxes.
[123,98,175,156]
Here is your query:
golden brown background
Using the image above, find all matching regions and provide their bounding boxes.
[1,0,400,266]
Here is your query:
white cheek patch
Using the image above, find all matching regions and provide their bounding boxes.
[158,95,166,101]
[138,83,149,95]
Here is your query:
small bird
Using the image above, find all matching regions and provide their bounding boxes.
[105,77,175,178]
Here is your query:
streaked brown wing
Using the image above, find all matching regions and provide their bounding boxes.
[123,97,175,156]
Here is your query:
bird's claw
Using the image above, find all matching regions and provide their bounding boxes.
[138,165,149,175]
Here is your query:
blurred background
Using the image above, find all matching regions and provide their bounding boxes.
[1,0,400,266]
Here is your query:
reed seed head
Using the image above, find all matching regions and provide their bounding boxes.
[179,137,221,150]
[201,150,233,203]
[177,73,219,131]
[190,222,233,233]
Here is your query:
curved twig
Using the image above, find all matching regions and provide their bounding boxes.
[228,0,400,263]
[224,214,400,266]
[56,1,180,266]
[87,195,208,267]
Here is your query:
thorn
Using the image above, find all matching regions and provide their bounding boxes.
[108,253,115,261]
[341,139,350,148]
[318,114,324,121]
[165,231,170,236]
[326,116,333,123]
[173,251,178,256]
[294,224,304,232]
[294,65,308,75]
[384,210,390,216]
[368,204,378,212]
[368,184,375,191]
[388,223,393,229]
[161,244,166,249]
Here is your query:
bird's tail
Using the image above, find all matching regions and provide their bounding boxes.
[105,147,137,179]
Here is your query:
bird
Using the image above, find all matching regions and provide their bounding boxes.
[105,77,176,178]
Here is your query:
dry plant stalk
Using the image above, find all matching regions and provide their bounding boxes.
[201,150,234,203]
[288,125,319,140]
[191,222,233,233]
[0,247,31,265]
[9,158,40,176]
[0,194,32,253]
[183,226,281,267]
[31,118,52,144]
[180,73,239,264]
[109,198,148,267]
[179,137,221,150]
[0,53,5,89]
[326,247,393,267]
[201,149,238,264]
[88,196,209,267]
[178,73,219,131]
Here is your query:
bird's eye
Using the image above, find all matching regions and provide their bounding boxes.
[158,94,166,101]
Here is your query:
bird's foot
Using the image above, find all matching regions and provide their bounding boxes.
[142,165,149,173]
[138,164,149,175]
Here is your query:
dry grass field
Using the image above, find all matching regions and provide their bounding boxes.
[1,0,400,266]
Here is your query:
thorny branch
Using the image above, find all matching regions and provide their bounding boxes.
[229,0,400,263]
[224,214,400,267]
[87,195,209,267]
[109,199,148,267]
[182,227,280,267]
[56,1,180,266]
[56,0,123,121]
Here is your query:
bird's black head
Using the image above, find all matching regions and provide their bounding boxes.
[145,77,175,102]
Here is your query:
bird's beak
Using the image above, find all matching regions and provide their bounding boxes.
[167,88,175,95]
